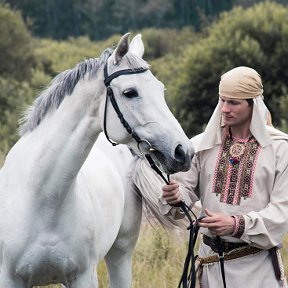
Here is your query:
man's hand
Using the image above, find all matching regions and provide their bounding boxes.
[198,209,236,236]
[162,180,182,205]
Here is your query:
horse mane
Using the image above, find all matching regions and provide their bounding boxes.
[129,156,188,230]
[19,48,149,136]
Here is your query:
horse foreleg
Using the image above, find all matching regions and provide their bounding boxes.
[70,264,98,288]
[105,246,134,288]
[105,186,142,288]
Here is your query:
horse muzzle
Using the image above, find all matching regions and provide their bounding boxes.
[147,142,194,174]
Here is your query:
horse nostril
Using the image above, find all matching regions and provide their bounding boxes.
[174,144,186,164]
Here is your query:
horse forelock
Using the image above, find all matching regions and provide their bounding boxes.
[124,52,149,71]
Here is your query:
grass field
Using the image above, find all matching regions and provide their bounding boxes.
[33,223,288,288]
[114,224,288,288]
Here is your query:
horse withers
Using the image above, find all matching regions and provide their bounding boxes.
[0,33,194,287]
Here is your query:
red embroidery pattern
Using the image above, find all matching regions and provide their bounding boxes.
[212,135,260,205]
[232,215,245,238]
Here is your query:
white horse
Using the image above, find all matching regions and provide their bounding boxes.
[0,33,194,288]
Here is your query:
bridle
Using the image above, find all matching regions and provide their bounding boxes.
[103,62,154,153]
[103,61,202,288]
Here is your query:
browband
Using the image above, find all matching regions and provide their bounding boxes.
[103,63,148,86]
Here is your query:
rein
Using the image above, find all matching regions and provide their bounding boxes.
[103,62,202,288]
[145,155,202,288]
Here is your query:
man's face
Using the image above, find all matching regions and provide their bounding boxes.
[219,96,253,128]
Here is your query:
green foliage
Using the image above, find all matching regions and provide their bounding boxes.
[34,35,121,77]
[157,1,288,136]
[279,92,288,133]
[0,3,35,81]
[2,2,288,156]
[4,0,235,40]
[148,28,201,108]
[3,0,288,41]
[141,27,198,61]
[0,150,4,166]
[0,77,33,154]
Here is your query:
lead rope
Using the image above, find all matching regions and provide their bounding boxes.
[145,154,201,288]
[216,236,227,288]
[147,153,227,288]
[148,152,227,288]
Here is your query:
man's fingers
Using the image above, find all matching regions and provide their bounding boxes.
[199,215,218,223]
[162,181,182,205]
[164,191,182,203]
[198,221,218,228]
[162,182,179,192]
[205,208,216,217]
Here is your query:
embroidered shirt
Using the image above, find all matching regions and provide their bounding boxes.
[212,132,261,205]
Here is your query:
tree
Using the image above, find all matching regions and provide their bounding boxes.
[2,0,237,40]
[0,3,35,81]
[0,77,33,154]
[157,2,288,136]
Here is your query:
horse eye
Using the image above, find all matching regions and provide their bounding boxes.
[122,88,138,98]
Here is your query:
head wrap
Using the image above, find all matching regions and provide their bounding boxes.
[219,66,263,99]
[192,66,288,152]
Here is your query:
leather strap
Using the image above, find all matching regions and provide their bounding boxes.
[216,236,227,288]
[203,235,248,253]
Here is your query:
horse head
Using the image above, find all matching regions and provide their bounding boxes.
[99,33,194,174]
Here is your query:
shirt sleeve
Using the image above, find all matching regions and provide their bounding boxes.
[239,140,288,249]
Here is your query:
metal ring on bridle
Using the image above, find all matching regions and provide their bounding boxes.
[137,139,156,155]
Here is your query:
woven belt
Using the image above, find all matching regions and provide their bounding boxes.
[198,245,262,265]
[203,235,248,253]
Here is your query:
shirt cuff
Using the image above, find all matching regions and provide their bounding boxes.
[232,215,245,238]
[158,196,186,217]
[158,195,173,215]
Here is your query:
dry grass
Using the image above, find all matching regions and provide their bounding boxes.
[16,224,288,288]
[96,225,189,288]
[97,225,288,288]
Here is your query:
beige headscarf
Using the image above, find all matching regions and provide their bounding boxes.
[192,66,288,152]
[219,66,263,99]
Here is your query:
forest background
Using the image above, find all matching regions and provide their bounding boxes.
[1,0,288,156]
[1,0,288,287]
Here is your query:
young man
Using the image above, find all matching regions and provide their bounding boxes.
[160,67,288,287]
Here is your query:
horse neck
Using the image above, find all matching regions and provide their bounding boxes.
[18,73,105,203]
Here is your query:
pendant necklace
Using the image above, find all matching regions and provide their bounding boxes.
[228,128,253,165]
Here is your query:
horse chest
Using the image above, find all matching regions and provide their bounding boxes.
[14,238,85,286]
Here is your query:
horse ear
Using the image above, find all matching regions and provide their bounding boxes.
[112,33,130,65]
[129,34,144,58]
